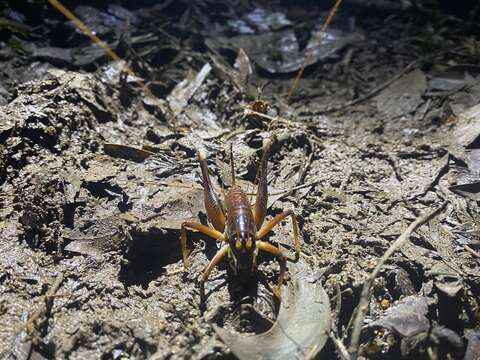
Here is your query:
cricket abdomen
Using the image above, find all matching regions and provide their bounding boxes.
[224,186,256,237]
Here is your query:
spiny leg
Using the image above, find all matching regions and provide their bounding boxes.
[252,137,273,228]
[198,149,226,233]
[257,241,286,299]
[256,209,300,262]
[181,222,227,271]
[200,245,229,304]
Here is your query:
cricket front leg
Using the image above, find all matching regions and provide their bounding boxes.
[200,245,229,305]
[198,149,226,233]
[257,241,287,299]
[252,137,273,228]
[181,222,227,271]
[256,209,300,262]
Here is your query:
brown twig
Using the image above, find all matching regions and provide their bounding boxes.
[48,0,134,80]
[287,0,343,100]
[270,180,322,197]
[464,245,480,259]
[348,202,447,360]
[310,45,466,115]
[295,142,314,188]
[25,273,65,334]
[47,0,169,119]
[321,59,418,114]
[330,331,351,360]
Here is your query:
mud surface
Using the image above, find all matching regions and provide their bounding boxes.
[1,1,479,359]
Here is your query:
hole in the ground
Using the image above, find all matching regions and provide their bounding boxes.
[83,181,131,212]
[337,283,361,335]
[33,341,56,360]
[386,267,416,300]
[19,127,59,151]
[119,228,180,288]
[395,260,425,293]
[150,47,179,67]
[63,203,77,229]
[436,288,465,333]
[410,235,436,251]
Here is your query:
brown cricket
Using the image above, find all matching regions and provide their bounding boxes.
[180,138,301,305]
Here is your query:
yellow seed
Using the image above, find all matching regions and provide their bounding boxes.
[381,298,390,309]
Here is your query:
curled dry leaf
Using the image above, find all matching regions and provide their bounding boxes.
[213,261,331,360]
[464,329,480,360]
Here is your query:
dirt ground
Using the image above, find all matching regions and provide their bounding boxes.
[1,1,479,359]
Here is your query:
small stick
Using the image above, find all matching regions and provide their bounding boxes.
[244,108,279,123]
[47,0,168,119]
[48,0,134,80]
[312,45,466,115]
[348,202,447,360]
[230,143,236,187]
[418,98,431,122]
[464,245,480,259]
[329,331,351,360]
[270,180,321,196]
[25,273,65,334]
[322,59,418,113]
[287,0,343,100]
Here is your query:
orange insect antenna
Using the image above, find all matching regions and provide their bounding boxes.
[230,143,236,187]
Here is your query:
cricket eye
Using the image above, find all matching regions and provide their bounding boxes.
[235,238,242,250]
[245,238,253,250]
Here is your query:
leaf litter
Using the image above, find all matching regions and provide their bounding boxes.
[0,1,480,359]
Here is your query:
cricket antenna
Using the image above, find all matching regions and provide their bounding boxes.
[230,143,236,187]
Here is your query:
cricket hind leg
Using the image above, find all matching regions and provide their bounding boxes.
[198,149,226,233]
[252,137,273,228]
